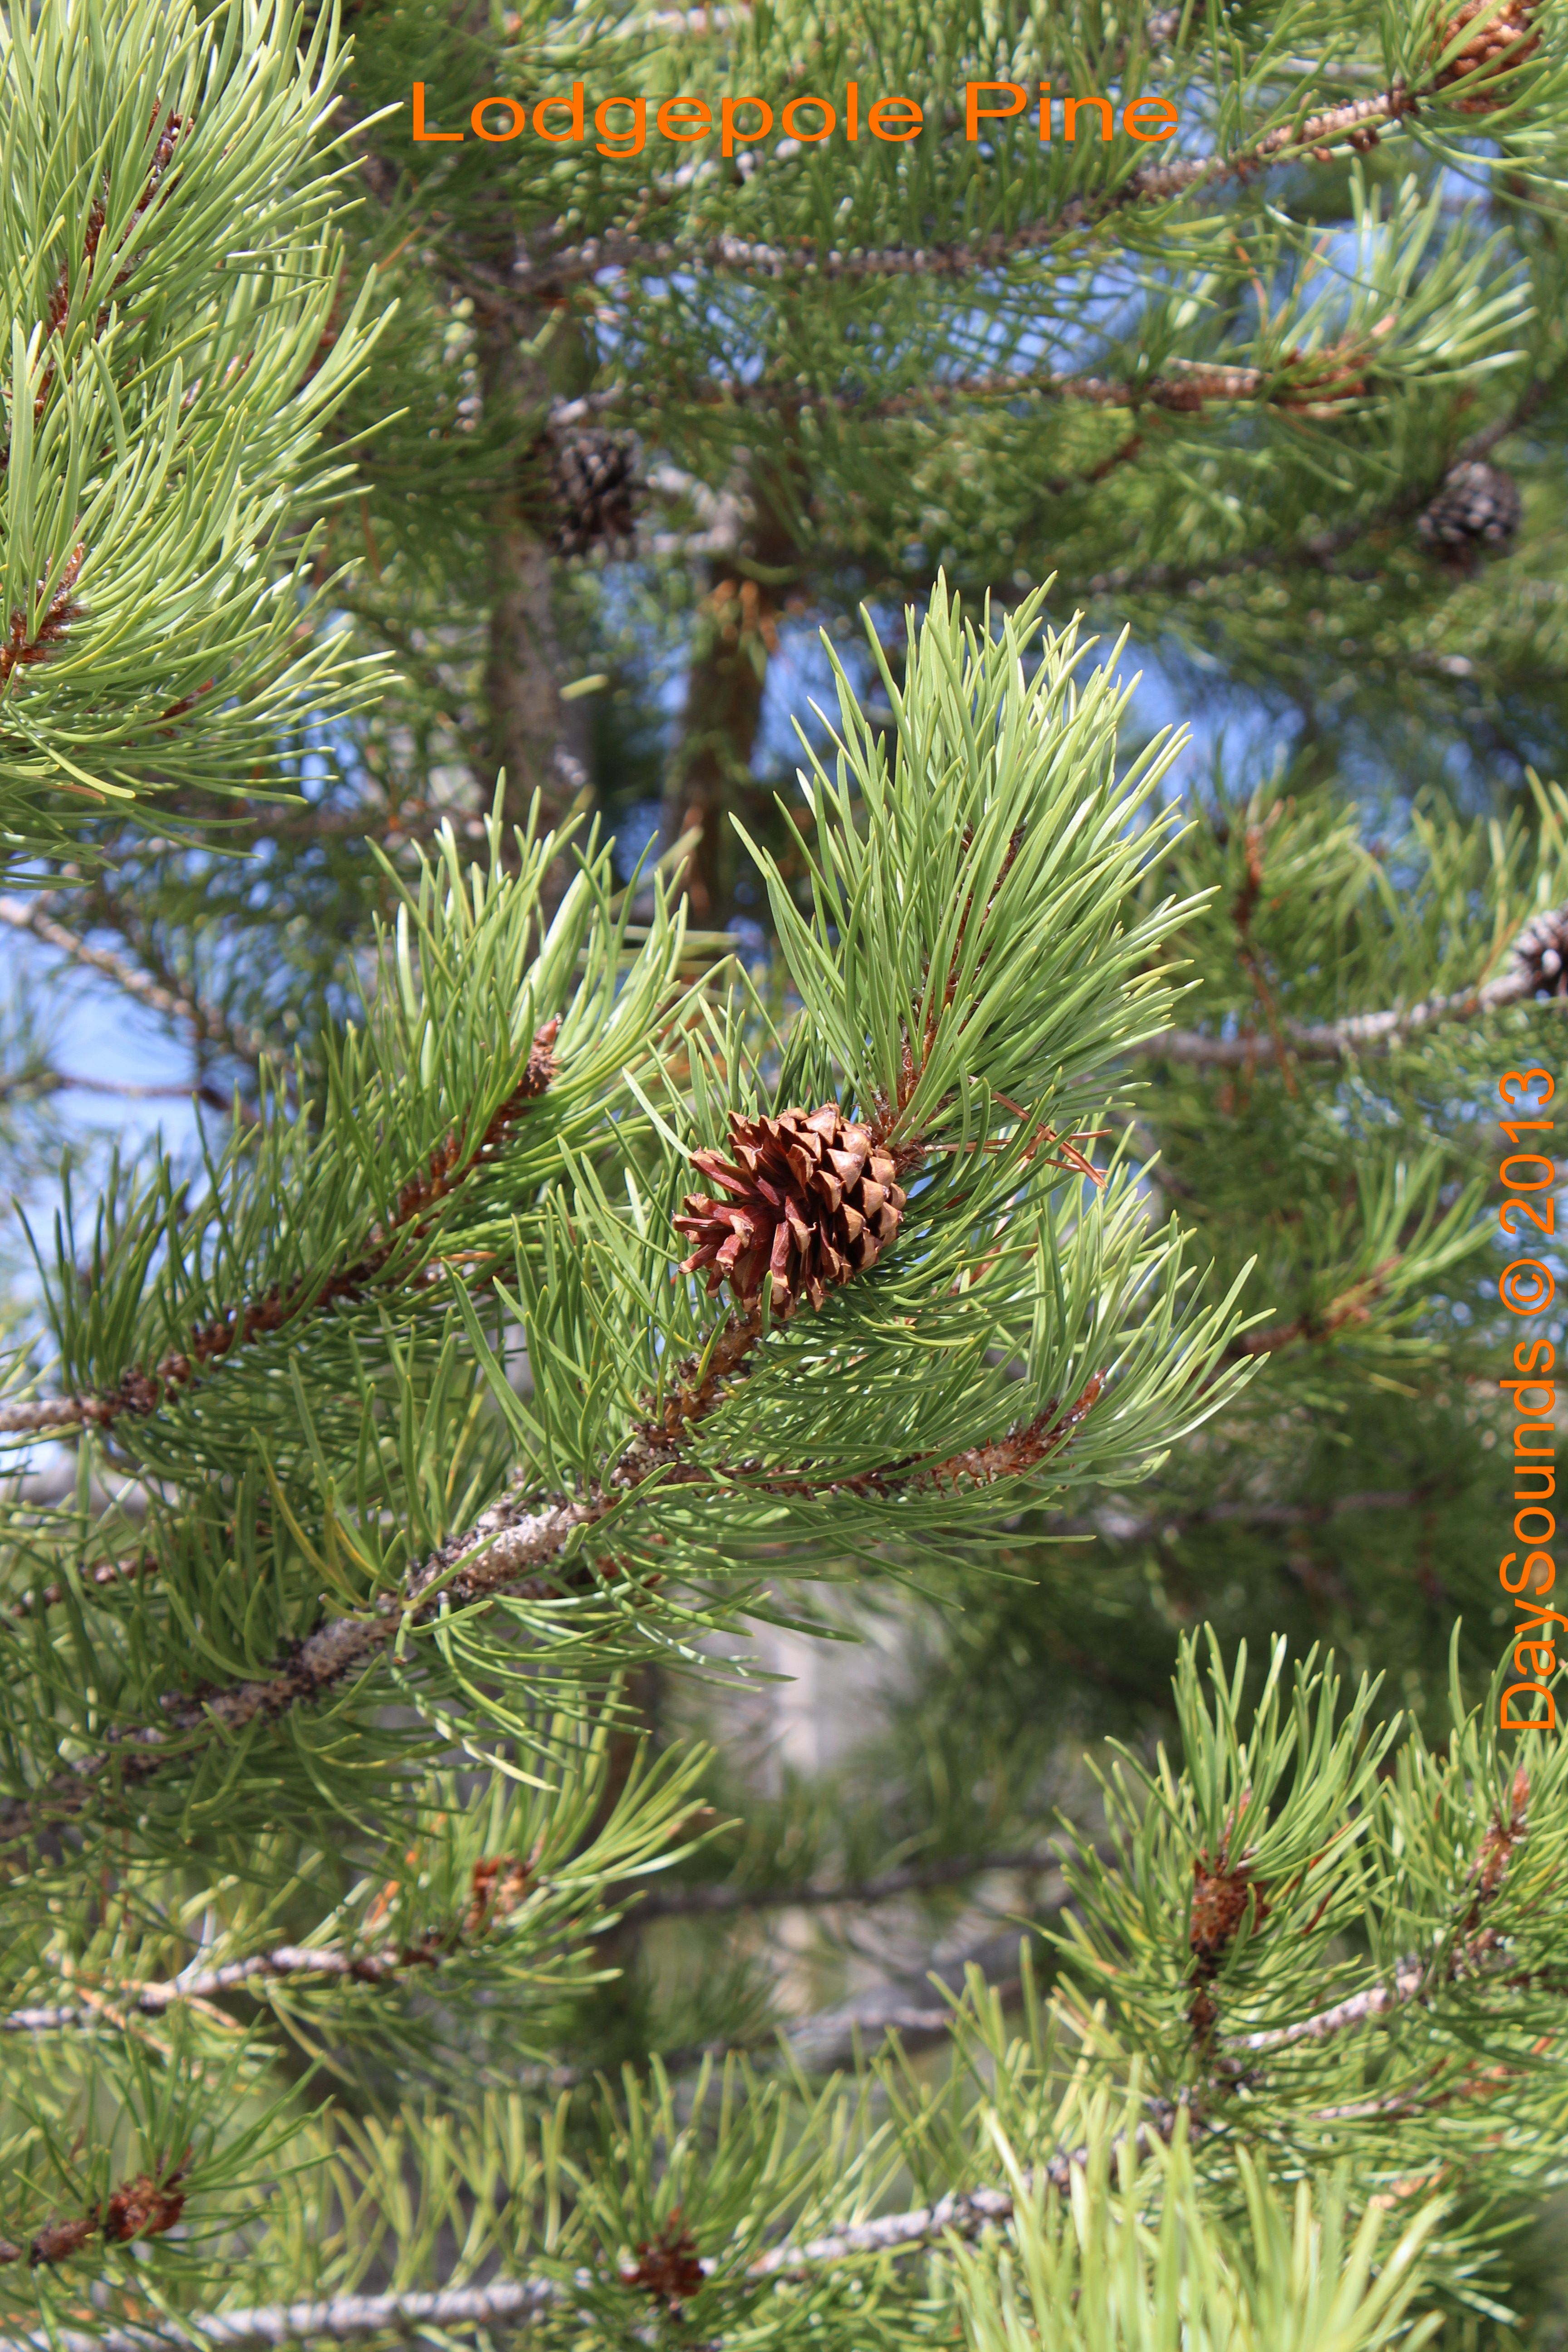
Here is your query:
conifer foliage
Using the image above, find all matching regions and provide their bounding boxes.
[5,585,1568,2347]
[0,0,383,871]
[315,0,1568,915]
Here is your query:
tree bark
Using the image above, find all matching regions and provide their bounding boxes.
[662,471,799,923]
[475,309,588,852]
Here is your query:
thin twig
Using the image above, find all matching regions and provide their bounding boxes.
[0,2278,568,2352]
[0,896,269,1073]
[0,1071,230,1107]
[0,1325,1110,1846]
[0,1487,1425,1632]
[2,1944,406,2033]
[636,1847,1071,1920]
[1085,364,1563,594]
[0,1311,769,1845]
[1238,1957,1431,2052]
[554,351,1382,432]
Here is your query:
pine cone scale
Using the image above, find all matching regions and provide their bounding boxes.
[1436,0,1540,109]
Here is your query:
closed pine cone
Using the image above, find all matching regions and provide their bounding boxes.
[1436,0,1540,111]
[674,1105,906,1315]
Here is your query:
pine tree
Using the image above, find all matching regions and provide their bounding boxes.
[6,577,1568,2343]
[5,1,1568,2347]
[294,0,1568,912]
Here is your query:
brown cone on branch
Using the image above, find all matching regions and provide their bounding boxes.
[1435,0,1541,111]
[550,428,637,556]
[1417,461,1521,564]
[674,1105,906,1316]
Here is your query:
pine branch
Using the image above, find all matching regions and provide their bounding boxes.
[0,1485,1423,1635]
[6,1768,1533,2338]
[0,547,85,685]
[4,1856,554,2032]
[1242,1766,1536,2054]
[1149,913,1568,1068]
[0,2164,188,2276]
[0,1404,1000,1839]
[0,1072,227,1107]
[2,1943,420,2034]
[0,1483,593,1849]
[0,1916,1529,2350]
[0,2280,566,2352]
[637,1847,1072,1919]
[1221,1258,1401,1361]
[0,1294,772,1843]
[0,896,270,1073]
[0,1398,100,1436]
[0,1336,1116,1844]
[897,360,1566,608]
[0,1022,560,1437]
[1237,1957,1432,2053]
[1067,362,1568,607]
[555,347,1392,433]
[0,2104,1204,2352]
[683,1376,1104,1504]
[512,90,1415,295]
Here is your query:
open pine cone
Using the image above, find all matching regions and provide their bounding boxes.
[1510,907,1568,998]
[674,1106,906,1316]
[1418,460,1521,556]
[1436,0,1540,111]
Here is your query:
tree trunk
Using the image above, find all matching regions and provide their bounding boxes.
[475,309,588,853]
[662,474,799,924]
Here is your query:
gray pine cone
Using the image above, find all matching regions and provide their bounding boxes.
[1510,907,1568,999]
[550,429,637,557]
[1418,461,1521,554]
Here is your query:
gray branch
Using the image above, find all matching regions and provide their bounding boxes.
[1236,1957,1431,2052]
[2,1943,407,2034]
[0,1935,1496,2347]
[0,1485,600,1845]
[636,1846,1071,1921]
[0,894,270,1073]
[0,2102,1198,2352]
[0,2278,568,2352]
[1150,941,1567,1069]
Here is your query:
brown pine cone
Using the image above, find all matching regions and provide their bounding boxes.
[674,1105,906,1316]
[1436,0,1540,111]
[622,2215,706,2308]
